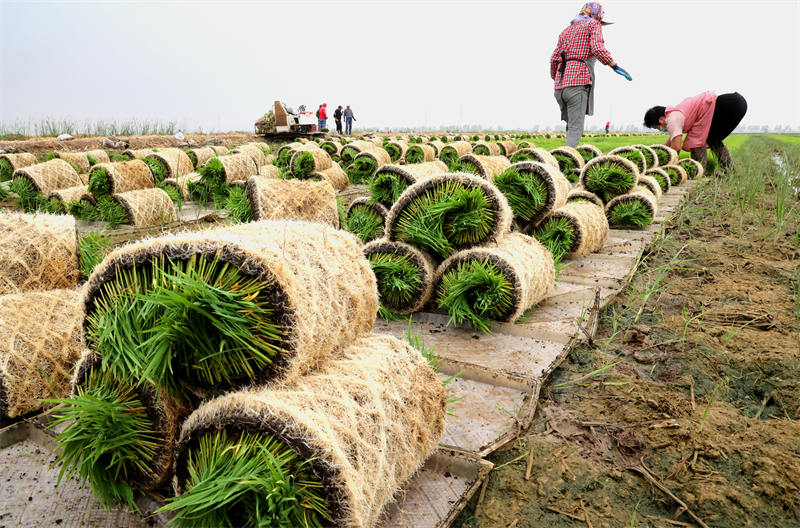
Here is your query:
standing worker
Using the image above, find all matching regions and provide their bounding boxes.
[643,91,747,171]
[344,105,356,135]
[550,2,632,147]
[605,121,610,134]
[318,103,328,131]
[334,105,344,135]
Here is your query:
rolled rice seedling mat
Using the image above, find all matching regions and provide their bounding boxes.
[434,232,555,332]
[122,148,155,160]
[363,239,436,314]
[579,155,639,203]
[369,161,449,207]
[638,175,663,201]
[162,172,201,201]
[320,140,343,156]
[167,332,446,528]
[517,141,535,149]
[496,140,517,156]
[649,144,679,166]
[608,146,647,174]
[290,148,333,178]
[575,144,602,162]
[340,141,378,165]
[143,149,194,183]
[678,157,704,179]
[233,144,269,169]
[55,150,110,173]
[68,195,102,222]
[386,172,514,259]
[87,159,155,199]
[632,144,658,170]
[82,220,378,397]
[383,140,408,163]
[427,140,445,156]
[243,142,271,155]
[644,168,671,193]
[275,142,305,167]
[208,145,229,156]
[0,152,38,181]
[257,164,281,178]
[106,187,177,228]
[493,161,571,228]
[605,186,659,228]
[347,147,392,184]
[566,188,604,208]
[662,164,688,186]
[364,136,384,146]
[404,143,437,165]
[456,154,511,180]
[472,142,502,156]
[245,176,338,227]
[198,153,258,186]
[549,146,585,182]
[346,197,389,243]
[11,159,84,212]
[0,211,80,294]
[0,288,83,419]
[47,185,90,213]
[439,141,473,169]
[48,351,190,509]
[185,147,216,169]
[531,200,609,260]
[310,162,349,192]
[510,147,560,169]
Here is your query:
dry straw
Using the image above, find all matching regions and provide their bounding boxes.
[122,148,155,159]
[145,149,194,180]
[534,200,609,257]
[457,154,511,180]
[510,147,560,169]
[49,185,91,210]
[89,160,155,197]
[258,164,281,178]
[0,153,38,180]
[439,141,473,168]
[362,238,437,314]
[172,332,446,528]
[0,212,80,294]
[112,188,177,228]
[496,140,518,156]
[472,142,502,156]
[208,145,229,156]
[187,147,216,169]
[56,150,110,173]
[566,187,604,208]
[0,288,83,418]
[234,144,270,169]
[13,158,85,194]
[370,161,448,207]
[638,175,663,201]
[311,162,349,191]
[163,172,201,200]
[208,153,258,184]
[384,139,409,162]
[427,140,445,156]
[83,220,379,388]
[246,177,339,227]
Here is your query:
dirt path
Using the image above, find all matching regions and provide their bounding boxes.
[456,137,800,528]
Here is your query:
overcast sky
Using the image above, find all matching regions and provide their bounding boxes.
[1,0,798,133]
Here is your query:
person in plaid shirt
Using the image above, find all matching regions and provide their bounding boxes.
[550,2,632,147]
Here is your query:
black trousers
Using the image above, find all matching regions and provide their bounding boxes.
[335,119,342,134]
[706,92,747,149]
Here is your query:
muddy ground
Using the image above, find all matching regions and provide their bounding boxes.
[456,137,800,527]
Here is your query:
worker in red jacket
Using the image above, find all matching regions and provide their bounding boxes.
[550,2,631,147]
[318,103,328,131]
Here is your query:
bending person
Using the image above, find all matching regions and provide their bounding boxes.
[643,91,747,171]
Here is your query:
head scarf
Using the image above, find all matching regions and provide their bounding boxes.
[571,2,605,24]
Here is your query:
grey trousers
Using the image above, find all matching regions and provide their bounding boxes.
[555,85,590,147]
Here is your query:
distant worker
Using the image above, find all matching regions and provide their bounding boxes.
[344,105,356,135]
[334,105,344,134]
[643,92,747,171]
[550,2,632,147]
[318,103,328,131]
[605,121,610,134]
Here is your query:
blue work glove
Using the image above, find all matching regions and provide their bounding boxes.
[613,65,632,81]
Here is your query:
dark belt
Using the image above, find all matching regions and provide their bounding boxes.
[558,51,585,74]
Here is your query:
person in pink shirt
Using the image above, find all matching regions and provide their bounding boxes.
[643,91,747,171]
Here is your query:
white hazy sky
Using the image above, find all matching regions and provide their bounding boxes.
[1,0,799,132]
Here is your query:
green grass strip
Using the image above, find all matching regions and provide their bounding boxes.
[346,204,384,243]
[607,199,653,227]
[10,177,46,212]
[0,159,13,181]
[532,215,576,262]
[346,156,378,184]
[144,157,168,184]
[158,429,330,527]
[225,185,253,223]
[88,167,112,198]
[321,143,337,155]
[473,145,490,156]
[68,199,102,221]
[437,259,514,333]
[368,252,423,310]
[97,197,129,227]
[47,367,159,511]
[369,172,408,207]
[493,167,548,223]
[85,255,286,397]
[583,163,635,203]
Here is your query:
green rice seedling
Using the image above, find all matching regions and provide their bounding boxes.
[510,150,538,163]
[484,134,491,141]
[493,134,500,140]
[47,367,159,510]
[184,149,198,168]
[552,153,579,181]
[159,183,183,209]
[368,252,423,310]
[678,158,701,179]
[449,160,481,176]
[470,135,479,142]
[108,152,130,162]
[45,151,58,161]
[437,259,514,333]
[492,167,548,223]
[337,197,347,230]
[439,148,461,170]
[346,156,379,184]
[291,151,317,178]
[532,215,576,262]
[664,166,683,186]
[197,157,226,186]
[78,231,113,278]
[340,146,360,165]
[346,203,385,243]
[224,185,253,223]
[653,147,670,166]
[88,166,113,198]
[9,177,46,212]
[187,179,214,204]
[159,429,330,528]
[393,182,495,258]
[405,146,427,164]
[68,199,102,221]
[320,143,338,156]
[634,146,655,168]
[607,199,653,227]
[212,184,231,210]
[440,135,448,142]
[614,149,646,172]
[384,142,404,162]
[647,170,670,192]
[85,255,286,397]
[143,157,168,184]
[276,148,295,168]
[369,171,409,207]
[575,147,597,163]
[0,158,13,181]
[98,196,130,227]
[0,184,9,201]
[473,145,491,155]
[87,154,98,167]
[582,159,636,203]
[39,197,66,214]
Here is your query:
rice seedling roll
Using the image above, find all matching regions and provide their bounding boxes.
[0,288,83,419]
[439,141,473,169]
[246,176,338,227]
[609,146,647,174]
[48,185,90,213]
[340,140,377,165]
[369,161,448,207]
[143,149,194,183]
[88,159,155,199]
[638,175,663,201]
[386,172,513,259]
[0,152,37,181]
[532,201,609,260]
[320,140,343,156]
[566,187,604,208]
[198,153,257,186]
[579,154,639,203]
[185,147,216,169]
[363,239,436,314]
[435,232,555,332]
[122,148,155,160]
[510,147,560,169]
[383,140,408,162]
[472,142,502,156]
[649,144,679,166]
[11,159,84,211]
[290,148,333,178]
[678,157,704,179]
[346,197,388,243]
[427,139,445,156]
[405,143,436,164]
[575,144,602,163]
[104,187,176,228]
[168,332,446,528]
[662,164,688,186]
[311,161,349,192]
[456,154,511,180]
[55,150,110,173]
[496,140,517,156]
[234,144,269,169]
[632,144,658,170]
[163,172,201,201]
[347,147,392,184]
[82,220,378,397]
[492,161,571,227]
[550,146,585,182]
[517,140,536,149]
[208,145,229,156]
[605,186,658,228]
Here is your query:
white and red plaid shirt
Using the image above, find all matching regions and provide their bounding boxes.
[550,19,615,90]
